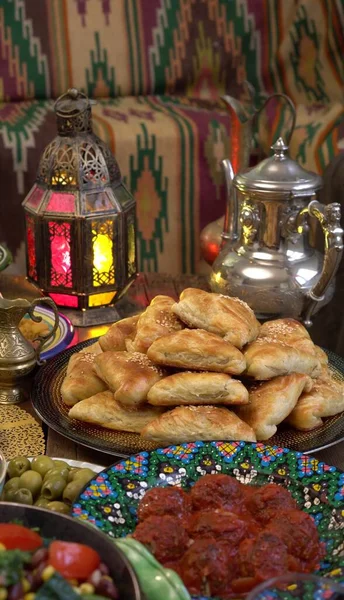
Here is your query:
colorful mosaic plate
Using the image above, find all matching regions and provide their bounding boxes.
[72,442,344,600]
[22,305,74,361]
[32,340,344,457]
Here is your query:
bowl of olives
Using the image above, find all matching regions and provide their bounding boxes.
[2,455,100,513]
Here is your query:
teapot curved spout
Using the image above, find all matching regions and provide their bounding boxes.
[221,159,238,247]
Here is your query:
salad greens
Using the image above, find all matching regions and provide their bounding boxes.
[0,549,31,587]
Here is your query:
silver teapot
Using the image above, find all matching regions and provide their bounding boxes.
[210,137,344,326]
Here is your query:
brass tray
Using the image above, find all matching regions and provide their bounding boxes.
[32,339,344,457]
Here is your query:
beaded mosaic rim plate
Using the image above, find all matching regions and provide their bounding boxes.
[72,441,344,600]
[32,339,344,457]
[22,305,75,360]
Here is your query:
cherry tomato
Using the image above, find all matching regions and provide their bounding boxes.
[48,540,101,579]
[0,524,43,551]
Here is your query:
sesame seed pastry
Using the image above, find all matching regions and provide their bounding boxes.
[61,353,107,406]
[141,405,256,444]
[147,328,246,374]
[131,295,184,354]
[99,314,140,352]
[69,390,165,432]
[93,350,166,408]
[172,288,260,348]
[236,373,313,440]
[147,371,249,406]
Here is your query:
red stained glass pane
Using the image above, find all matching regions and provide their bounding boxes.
[46,192,75,213]
[26,185,44,211]
[49,293,78,307]
[26,215,37,280]
[48,221,73,288]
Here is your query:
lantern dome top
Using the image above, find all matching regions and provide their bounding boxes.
[36,89,121,191]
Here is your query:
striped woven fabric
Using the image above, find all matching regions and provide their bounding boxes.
[0,0,343,274]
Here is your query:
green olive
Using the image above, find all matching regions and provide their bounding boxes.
[72,468,96,485]
[67,467,81,483]
[47,501,70,515]
[53,460,70,470]
[13,488,33,505]
[63,480,86,506]
[41,476,66,501]
[18,470,43,498]
[34,496,50,508]
[31,456,55,477]
[7,457,30,479]
[44,467,69,482]
[4,489,18,502]
[4,477,20,493]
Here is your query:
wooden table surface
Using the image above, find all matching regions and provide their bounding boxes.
[1,273,343,471]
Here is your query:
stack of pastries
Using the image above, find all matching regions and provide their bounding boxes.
[61,289,344,444]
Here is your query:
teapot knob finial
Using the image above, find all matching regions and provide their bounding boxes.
[271,137,288,159]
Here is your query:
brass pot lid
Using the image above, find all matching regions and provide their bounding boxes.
[234,137,323,196]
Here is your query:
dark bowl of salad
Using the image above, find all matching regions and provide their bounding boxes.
[0,502,142,600]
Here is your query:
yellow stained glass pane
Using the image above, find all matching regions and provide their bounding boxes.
[127,222,136,277]
[92,220,115,287]
[88,292,116,307]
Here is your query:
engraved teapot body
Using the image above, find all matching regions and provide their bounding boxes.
[210,138,344,326]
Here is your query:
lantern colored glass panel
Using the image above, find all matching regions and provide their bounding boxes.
[49,293,78,308]
[49,221,73,287]
[26,215,37,279]
[127,218,136,277]
[84,191,113,213]
[46,192,75,213]
[88,291,116,307]
[26,185,44,211]
[113,185,134,208]
[92,220,115,287]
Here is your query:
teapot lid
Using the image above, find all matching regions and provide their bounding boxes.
[234,137,322,196]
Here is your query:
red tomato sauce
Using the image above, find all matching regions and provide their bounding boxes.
[132,474,325,598]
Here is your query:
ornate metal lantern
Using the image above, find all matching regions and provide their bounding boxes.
[22,89,137,324]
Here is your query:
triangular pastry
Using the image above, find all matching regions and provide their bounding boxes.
[147,328,246,374]
[131,295,184,353]
[244,337,321,380]
[147,372,249,406]
[61,353,107,406]
[99,315,140,352]
[69,391,164,432]
[93,351,165,407]
[141,405,256,444]
[236,373,313,440]
[287,372,344,430]
[172,288,260,348]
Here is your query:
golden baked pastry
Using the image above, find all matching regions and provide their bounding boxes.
[314,345,329,367]
[61,353,107,406]
[131,295,184,353]
[244,338,321,380]
[69,391,164,432]
[19,319,50,341]
[93,351,165,407]
[147,329,246,374]
[287,373,344,430]
[259,318,316,354]
[172,288,260,348]
[236,373,313,440]
[79,341,103,356]
[99,315,140,352]
[141,405,256,443]
[147,371,249,406]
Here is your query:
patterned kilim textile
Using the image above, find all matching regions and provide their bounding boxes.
[0,0,343,274]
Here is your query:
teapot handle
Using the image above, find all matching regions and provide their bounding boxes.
[254,93,297,146]
[28,297,59,364]
[297,200,344,327]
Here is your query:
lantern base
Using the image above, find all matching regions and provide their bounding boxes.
[60,305,121,327]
